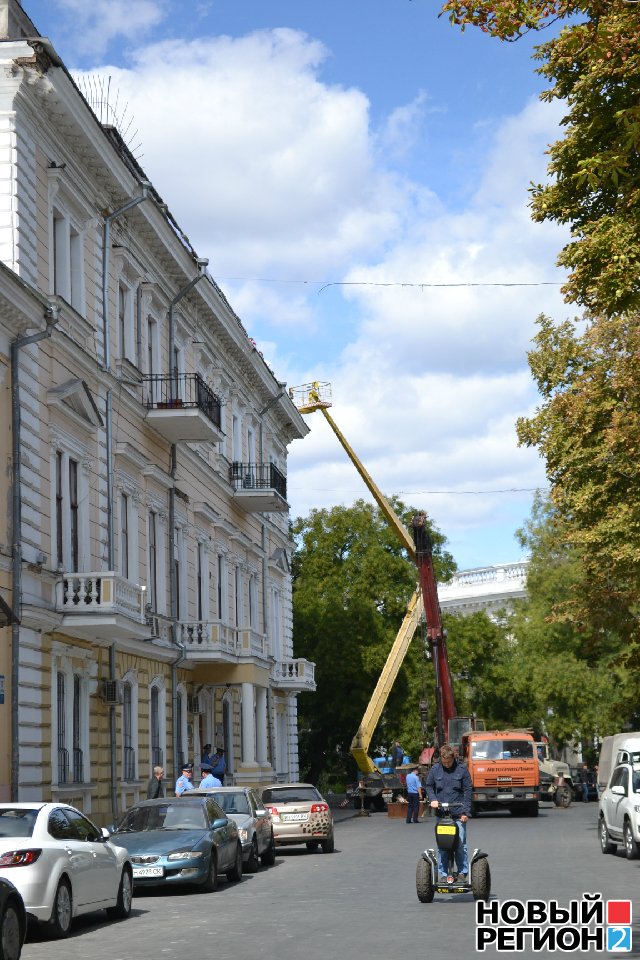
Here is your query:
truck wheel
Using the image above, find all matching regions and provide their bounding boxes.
[624,821,639,860]
[416,857,434,903]
[599,817,616,855]
[554,785,571,808]
[471,858,491,902]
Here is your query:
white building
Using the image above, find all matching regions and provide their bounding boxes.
[438,562,529,619]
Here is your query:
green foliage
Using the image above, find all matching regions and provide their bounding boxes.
[292,499,454,780]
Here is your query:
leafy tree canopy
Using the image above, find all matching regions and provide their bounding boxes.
[441,0,640,317]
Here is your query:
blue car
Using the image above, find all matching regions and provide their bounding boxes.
[110,797,243,892]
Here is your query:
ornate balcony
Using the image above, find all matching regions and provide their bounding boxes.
[271,658,316,692]
[143,373,223,443]
[230,462,288,513]
[180,620,239,660]
[55,572,149,641]
[238,627,267,660]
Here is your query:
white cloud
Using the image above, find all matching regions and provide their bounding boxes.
[58,0,167,55]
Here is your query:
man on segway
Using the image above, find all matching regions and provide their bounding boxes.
[426,743,472,881]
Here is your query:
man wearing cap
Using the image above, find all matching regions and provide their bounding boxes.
[199,763,222,789]
[405,765,424,824]
[175,763,194,796]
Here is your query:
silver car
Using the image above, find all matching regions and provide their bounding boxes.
[190,787,275,871]
[260,783,335,853]
[0,803,132,939]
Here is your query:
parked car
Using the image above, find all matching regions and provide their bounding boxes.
[261,783,334,853]
[598,760,640,858]
[109,796,243,891]
[0,878,26,960]
[190,787,275,871]
[0,803,132,939]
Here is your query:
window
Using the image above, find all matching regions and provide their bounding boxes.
[232,414,242,462]
[248,575,257,629]
[56,451,80,571]
[234,566,242,627]
[52,209,85,314]
[271,587,282,660]
[176,689,185,771]
[174,526,184,619]
[247,427,256,464]
[197,542,204,622]
[148,511,158,611]
[57,672,67,783]
[120,494,129,579]
[54,657,88,786]
[123,682,135,780]
[72,674,83,782]
[118,283,128,360]
[150,686,163,768]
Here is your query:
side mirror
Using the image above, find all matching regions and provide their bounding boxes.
[611,785,626,796]
[212,817,228,829]
[101,827,112,840]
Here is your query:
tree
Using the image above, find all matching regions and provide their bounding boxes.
[440,0,640,316]
[292,499,455,782]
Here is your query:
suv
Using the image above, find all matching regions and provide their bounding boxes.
[598,760,640,859]
[261,783,334,853]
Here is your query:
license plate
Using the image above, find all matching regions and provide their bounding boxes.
[498,793,514,800]
[282,812,309,822]
[133,866,164,878]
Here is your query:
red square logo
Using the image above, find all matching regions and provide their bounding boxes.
[607,900,632,925]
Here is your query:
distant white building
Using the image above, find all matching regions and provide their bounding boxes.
[438,562,529,618]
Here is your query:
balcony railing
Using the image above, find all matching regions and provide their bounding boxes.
[143,373,223,442]
[55,572,149,642]
[271,658,316,692]
[230,462,288,512]
[180,621,239,658]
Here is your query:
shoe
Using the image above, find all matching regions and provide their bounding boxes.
[458,873,468,882]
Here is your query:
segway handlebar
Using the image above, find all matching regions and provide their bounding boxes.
[433,801,467,818]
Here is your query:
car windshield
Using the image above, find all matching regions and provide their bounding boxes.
[116,803,207,832]
[211,793,250,815]
[471,740,534,760]
[262,787,320,804]
[0,808,38,838]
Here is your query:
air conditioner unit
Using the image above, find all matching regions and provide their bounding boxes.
[188,694,205,715]
[101,679,124,705]
[146,615,160,637]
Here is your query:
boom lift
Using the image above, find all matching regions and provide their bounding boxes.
[290,382,478,800]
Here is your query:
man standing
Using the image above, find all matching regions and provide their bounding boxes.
[405,765,423,824]
[175,762,194,796]
[147,765,165,799]
[426,744,472,880]
[579,763,590,802]
[391,740,404,768]
[199,763,222,789]
[211,747,226,785]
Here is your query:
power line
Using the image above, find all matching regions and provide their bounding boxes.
[289,485,547,496]
[214,276,563,294]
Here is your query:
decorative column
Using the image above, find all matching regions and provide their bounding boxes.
[255,687,268,766]
[241,682,257,767]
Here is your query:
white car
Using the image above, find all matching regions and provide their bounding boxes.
[0,802,132,938]
[598,760,640,858]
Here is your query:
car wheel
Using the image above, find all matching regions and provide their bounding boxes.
[48,878,72,939]
[226,843,243,883]
[624,821,639,860]
[416,857,434,903]
[321,833,335,854]
[305,841,319,852]
[599,817,616,855]
[200,851,218,892]
[246,837,260,873]
[260,834,276,867]
[471,858,491,902]
[106,867,133,920]
[0,899,23,960]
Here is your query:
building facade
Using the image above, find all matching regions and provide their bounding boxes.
[438,561,529,619]
[0,0,314,824]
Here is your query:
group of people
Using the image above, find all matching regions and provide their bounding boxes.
[404,743,472,882]
[145,744,227,799]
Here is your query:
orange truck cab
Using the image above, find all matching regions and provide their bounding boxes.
[460,730,540,817]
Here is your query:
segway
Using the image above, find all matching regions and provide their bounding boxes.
[416,802,490,903]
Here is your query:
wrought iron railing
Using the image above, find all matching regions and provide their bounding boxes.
[152,746,164,769]
[72,747,84,783]
[143,373,222,430]
[230,462,286,500]
[58,747,69,784]
[124,746,136,781]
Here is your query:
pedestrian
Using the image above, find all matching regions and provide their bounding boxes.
[201,743,212,766]
[405,765,424,824]
[147,765,165,799]
[579,763,590,803]
[391,740,404,768]
[199,763,222,789]
[211,747,226,785]
[175,762,194,796]
[426,743,472,881]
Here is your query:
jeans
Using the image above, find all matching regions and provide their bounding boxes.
[581,782,589,802]
[406,793,421,822]
[438,818,468,876]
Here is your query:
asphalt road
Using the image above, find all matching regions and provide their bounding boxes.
[21,801,640,960]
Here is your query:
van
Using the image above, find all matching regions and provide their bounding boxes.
[597,733,640,793]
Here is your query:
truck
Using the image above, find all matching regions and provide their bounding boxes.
[461,729,540,816]
[597,732,640,794]
[536,740,572,807]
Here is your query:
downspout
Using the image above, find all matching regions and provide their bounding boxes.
[101,182,150,825]
[11,306,59,801]
[262,522,275,772]
[166,260,208,776]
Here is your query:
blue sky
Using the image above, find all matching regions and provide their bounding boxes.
[23,0,570,569]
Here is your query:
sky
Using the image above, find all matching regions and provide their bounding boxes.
[23,0,572,570]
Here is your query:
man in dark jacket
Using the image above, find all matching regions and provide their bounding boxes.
[426,744,472,880]
[146,765,165,799]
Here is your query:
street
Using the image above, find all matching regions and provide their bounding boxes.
[20,801,640,960]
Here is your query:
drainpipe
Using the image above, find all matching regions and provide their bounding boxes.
[165,261,208,775]
[101,183,150,824]
[10,305,59,801]
[262,522,275,771]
